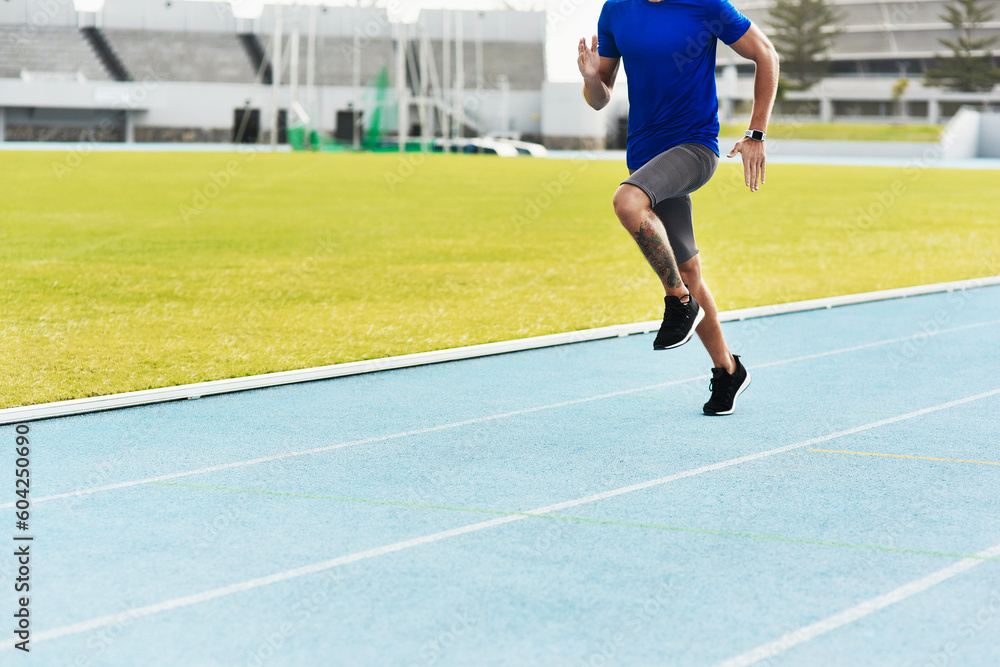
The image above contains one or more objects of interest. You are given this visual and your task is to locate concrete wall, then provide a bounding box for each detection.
[979,113,1000,159]
[182,84,542,139]
[941,107,982,160]
[540,81,620,150]
[3,106,124,141]
[940,109,1000,159]
[726,76,1000,125]
[0,77,542,140]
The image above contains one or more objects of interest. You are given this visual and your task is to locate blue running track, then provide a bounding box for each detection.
[3,285,1000,666]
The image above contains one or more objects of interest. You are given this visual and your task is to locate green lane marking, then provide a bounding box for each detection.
[149,481,1000,563]
[530,514,1000,562]
[149,481,515,517]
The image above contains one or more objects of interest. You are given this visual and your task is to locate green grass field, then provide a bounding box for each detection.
[2,150,998,408]
[719,123,943,142]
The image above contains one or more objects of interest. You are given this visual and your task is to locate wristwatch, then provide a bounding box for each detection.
[745,129,766,141]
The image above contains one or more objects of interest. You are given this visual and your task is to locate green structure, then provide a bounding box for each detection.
[289,67,423,153]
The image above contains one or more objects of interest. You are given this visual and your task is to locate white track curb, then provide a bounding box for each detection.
[3,275,998,425]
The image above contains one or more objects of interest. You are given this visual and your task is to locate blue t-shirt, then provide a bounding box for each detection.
[598,0,751,170]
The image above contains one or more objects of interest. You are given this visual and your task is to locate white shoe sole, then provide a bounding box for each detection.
[704,370,751,416]
[654,305,705,350]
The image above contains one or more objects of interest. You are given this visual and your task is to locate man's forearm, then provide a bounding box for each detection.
[748,50,779,130]
[583,76,611,110]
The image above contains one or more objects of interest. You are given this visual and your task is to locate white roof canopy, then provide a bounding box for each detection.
[223,0,548,21]
[76,1,549,20]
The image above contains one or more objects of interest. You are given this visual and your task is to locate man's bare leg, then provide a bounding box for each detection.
[612,184,687,298]
[613,183,735,371]
[678,254,736,374]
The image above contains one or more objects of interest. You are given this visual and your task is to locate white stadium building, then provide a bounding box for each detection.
[0,0,997,148]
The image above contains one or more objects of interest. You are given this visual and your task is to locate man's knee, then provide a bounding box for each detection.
[612,185,651,221]
[678,255,701,285]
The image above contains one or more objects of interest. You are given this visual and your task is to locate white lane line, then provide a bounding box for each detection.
[0,375,710,510]
[20,387,1000,648]
[750,318,1000,371]
[713,539,1000,667]
[3,318,998,511]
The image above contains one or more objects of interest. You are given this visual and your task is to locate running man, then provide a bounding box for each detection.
[578,0,778,415]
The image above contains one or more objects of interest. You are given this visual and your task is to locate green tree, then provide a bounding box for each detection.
[767,0,843,91]
[892,77,910,117]
[924,0,1000,92]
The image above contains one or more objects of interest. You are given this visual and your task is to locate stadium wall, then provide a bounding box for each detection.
[982,113,1000,157]
[941,108,1000,159]
[2,0,999,149]
[0,1,546,143]
[0,77,542,143]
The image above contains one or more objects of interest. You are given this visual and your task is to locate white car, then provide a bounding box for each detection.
[432,137,547,157]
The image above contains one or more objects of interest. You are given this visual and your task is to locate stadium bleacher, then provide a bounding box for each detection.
[0,26,108,81]
[0,26,545,90]
[736,0,1000,70]
[104,30,256,84]
[309,37,543,89]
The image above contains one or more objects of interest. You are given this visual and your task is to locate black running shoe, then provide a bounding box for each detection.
[703,355,751,416]
[653,293,704,350]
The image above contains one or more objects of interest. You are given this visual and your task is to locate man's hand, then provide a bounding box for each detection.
[727,137,766,193]
[578,35,600,81]
[579,36,618,110]
[727,24,778,194]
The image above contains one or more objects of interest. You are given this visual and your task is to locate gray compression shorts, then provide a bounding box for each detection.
[624,142,719,265]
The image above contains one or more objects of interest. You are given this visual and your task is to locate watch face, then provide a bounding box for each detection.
[750,130,764,141]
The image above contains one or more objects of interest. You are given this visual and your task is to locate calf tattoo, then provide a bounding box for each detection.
[634,218,682,288]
